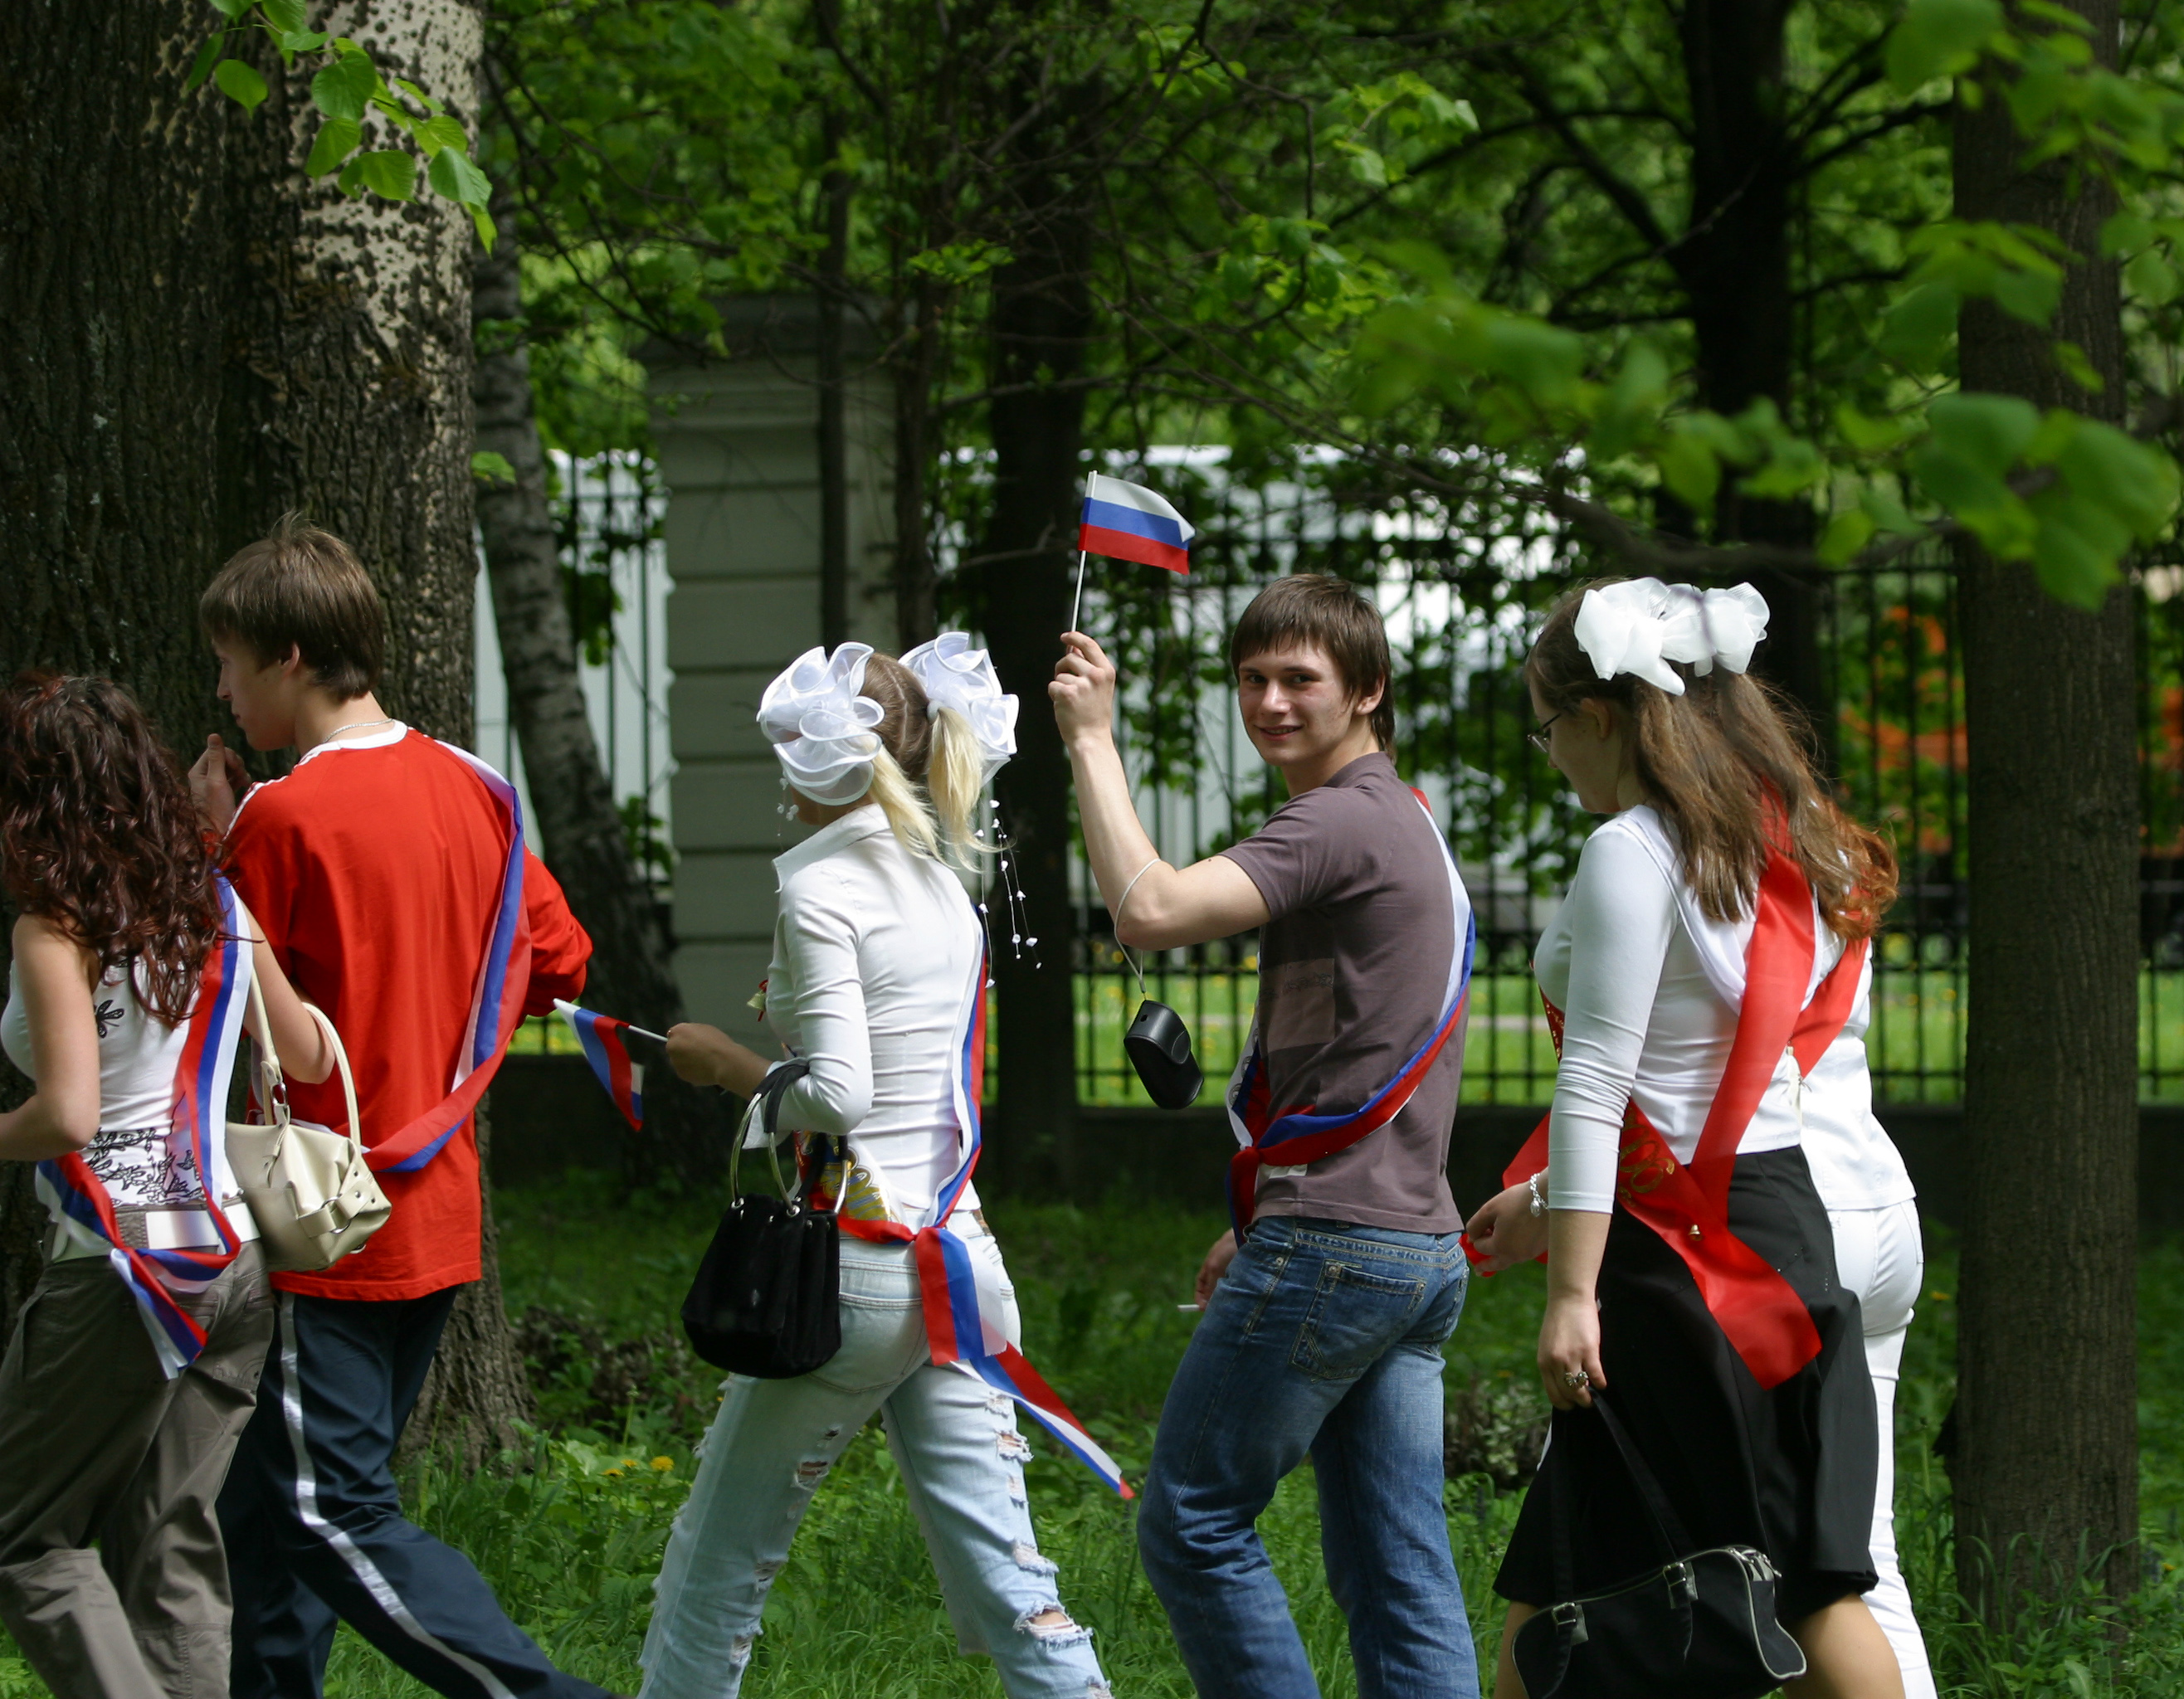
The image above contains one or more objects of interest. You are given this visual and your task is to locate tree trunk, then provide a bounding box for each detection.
[1952,0,2139,1611]
[0,0,243,1332]
[473,184,727,1186]
[216,2,481,744]
[892,279,943,650]
[400,1098,535,1467]
[1673,0,1830,752]
[973,144,1094,1194]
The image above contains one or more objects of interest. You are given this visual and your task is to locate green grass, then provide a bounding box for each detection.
[159,1180,2146,1698]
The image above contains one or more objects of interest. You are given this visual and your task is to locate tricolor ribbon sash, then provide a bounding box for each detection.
[554,1000,644,1131]
[809,928,1132,1497]
[1224,791,1475,1234]
[1473,844,1869,1391]
[36,876,256,1377]
[364,742,534,1173]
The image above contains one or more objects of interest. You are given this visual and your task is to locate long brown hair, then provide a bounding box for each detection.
[0,674,223,1024]
[1525,581,1898,940]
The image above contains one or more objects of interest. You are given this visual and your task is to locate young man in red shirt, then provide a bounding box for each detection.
[190,518,605,1699]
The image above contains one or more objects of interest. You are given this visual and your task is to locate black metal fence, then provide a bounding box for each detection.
[1061,458,2184,1108]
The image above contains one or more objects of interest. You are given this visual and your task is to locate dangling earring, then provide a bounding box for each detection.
[778,776,797,820]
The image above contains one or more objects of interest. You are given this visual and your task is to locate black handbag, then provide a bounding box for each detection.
[680,1061,843,1378]
[1513,1395,1809,1699]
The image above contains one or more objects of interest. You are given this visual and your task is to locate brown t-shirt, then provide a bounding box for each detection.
[1219,752,1472,1233]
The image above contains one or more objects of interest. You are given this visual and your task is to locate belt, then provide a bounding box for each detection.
[110,1197,261,1252]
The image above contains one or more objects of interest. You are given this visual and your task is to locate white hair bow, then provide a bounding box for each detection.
[1572,579,1771,696]
[758,644,884,804]
[901,631,1019,787]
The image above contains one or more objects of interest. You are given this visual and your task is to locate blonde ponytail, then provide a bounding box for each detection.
[927,707,996,868]
[867,746,943,862]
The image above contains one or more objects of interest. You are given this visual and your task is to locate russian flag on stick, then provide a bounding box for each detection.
[1078,472,1194,574]
[555,1000,645,1131]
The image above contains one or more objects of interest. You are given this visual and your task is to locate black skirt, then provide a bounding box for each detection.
[1494,1145,1879,1626]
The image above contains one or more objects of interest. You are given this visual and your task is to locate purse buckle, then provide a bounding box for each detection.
[1548,1600,1588,1645]
[1665,1559,1696,1606]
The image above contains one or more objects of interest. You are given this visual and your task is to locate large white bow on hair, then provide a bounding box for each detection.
[758,644,885,804]
[901,631,1019,787]
[1572,579,1771,696]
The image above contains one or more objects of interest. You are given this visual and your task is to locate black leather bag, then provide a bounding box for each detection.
[680,1062,843,1378]
[1513,1396,1809,1699]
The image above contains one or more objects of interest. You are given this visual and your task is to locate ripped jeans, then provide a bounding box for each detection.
[639,1220,1111,1699]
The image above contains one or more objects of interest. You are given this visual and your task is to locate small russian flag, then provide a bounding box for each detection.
[1078,473,1193,575]
[554,1000,644,1131]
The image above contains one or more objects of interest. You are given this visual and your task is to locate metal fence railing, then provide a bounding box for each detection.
[500,448,2184,1106]
[475,451,675,882]
[1051,455,2182,1108]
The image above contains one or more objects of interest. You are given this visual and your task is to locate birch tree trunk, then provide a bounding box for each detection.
[1952,0,2139,1611]
[472,190,728,1185]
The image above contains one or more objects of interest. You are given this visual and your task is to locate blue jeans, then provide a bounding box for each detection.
[641,1221,1109,1699]
[1138,1215,1479,1699]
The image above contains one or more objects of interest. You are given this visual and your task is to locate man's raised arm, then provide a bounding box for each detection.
[1051,632,1269,950]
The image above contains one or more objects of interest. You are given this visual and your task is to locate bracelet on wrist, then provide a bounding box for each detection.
[1527,1172,1548,1217]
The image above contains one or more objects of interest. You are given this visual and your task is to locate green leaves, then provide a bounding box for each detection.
[471,452,519,486]
[339,150,416,202]
[213,58,269,113]
[1885,0,2005,94]
[185,37,225,94]
[1904,396,2182,608]
[305,117,360,178]
[188,6,495,244]
[310,50,378,122]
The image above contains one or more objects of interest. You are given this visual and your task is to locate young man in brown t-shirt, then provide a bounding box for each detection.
[1053,575,1480,1699]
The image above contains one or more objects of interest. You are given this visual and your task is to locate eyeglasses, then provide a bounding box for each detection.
[1526,710,1567,753]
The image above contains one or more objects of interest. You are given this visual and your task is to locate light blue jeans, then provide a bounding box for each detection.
[1138,1215,1480,1699]
[639,1221,1111,1699]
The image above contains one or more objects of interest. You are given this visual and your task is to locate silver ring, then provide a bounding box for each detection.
[1562,1369,1590,1389]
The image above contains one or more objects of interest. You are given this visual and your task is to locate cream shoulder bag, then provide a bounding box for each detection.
[226,973,390,1272]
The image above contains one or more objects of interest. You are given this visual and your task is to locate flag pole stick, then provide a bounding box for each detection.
[1070,550,1088,633]
[625,1024,670,1044]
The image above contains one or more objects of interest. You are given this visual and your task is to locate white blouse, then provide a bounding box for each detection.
[2,955,249,1257]
[762,805,984,1215]
[1537,806,1914,1216]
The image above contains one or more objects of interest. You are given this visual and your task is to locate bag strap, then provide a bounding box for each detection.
[1592,1393,1699,1559]
[727,1060,815,1204]
[241,971,361,1157]
[300,1003,363,1157]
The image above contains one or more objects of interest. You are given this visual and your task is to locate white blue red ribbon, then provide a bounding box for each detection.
[831,926,1133,1497]
[36,876,255,1377]
[1077,473,1193,575]
[1224,790,1475,1232]
[554,1000,644,1131]
[367,742,534,1173]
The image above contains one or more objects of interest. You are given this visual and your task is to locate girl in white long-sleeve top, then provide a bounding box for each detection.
[1465,579,1907,1699]
[640,641,1113,1699]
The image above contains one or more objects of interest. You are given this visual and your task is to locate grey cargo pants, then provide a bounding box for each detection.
[0,1242,273,1699]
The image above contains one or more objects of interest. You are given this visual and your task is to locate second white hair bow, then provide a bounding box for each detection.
[901,630,1019,786]
[758,644,885,804]
[1572,578,1771,696]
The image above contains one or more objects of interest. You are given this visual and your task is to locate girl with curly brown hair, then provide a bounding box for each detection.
[0,673,330,1699]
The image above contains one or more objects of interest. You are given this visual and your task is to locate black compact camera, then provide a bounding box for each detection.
[1124,1000,1203,1109]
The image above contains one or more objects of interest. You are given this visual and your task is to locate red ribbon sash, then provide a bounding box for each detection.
[1483,848,1869,1390]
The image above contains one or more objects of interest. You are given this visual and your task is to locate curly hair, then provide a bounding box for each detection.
[0,674,223,1025]
[1526,581,1899,941]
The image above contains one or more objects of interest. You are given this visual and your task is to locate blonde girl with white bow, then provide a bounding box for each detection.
[641,640,1112,1699]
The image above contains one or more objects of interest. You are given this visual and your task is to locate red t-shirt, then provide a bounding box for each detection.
[223,728,590,1300]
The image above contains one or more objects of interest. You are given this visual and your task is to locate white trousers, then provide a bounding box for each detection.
[1827,1198,1936,1699]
